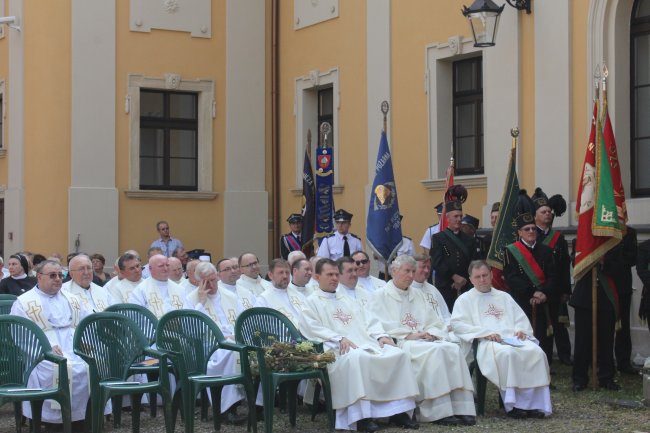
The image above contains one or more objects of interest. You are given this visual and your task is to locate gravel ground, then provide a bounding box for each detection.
[0,363,647,433]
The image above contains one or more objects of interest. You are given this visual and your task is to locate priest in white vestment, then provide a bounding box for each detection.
[351,251,386,293]
[299,259,420,432]
[168,257,185,285]
[411,254,451,327]
[368,255,476,427]
[237,253,272,296]
[62,255,115,312]
[187,262,247,423]
[288,258,314,297]
[256,259,306,328]
[108,252,143,303]
[128,254,190,319]
[450,260,552,419]
[11,260,111,423]
[336,257,372,307]
[181,259,200,295]
[216,258,256,309]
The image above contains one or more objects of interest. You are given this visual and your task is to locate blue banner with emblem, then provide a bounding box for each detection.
[314,146,335,240]
[367,131,402,262]
[300,148,316,250]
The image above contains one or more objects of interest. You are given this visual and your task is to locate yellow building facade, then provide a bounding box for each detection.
[0,0,649,350]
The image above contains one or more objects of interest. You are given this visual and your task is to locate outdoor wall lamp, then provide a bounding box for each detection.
[462,0,531,48]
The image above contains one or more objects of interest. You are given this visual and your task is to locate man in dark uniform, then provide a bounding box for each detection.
[532,188,573,366]
[460,214,487,259]
[570,239,624,391]
[481,202,500,252]
[613,226,638,374]
[430,201,479,311]
[503,212,557,364]
[637,238,650,333]
[316,209,363,260]
[280,213,304,260]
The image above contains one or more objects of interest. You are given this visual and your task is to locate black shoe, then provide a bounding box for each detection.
[255,406,265,422]
[559,356,573,366]
[357,418,380,433]
[572,383,587,392]
[525,409,546,419]
[549,383,557,390]
[390,412,419,429]
[506,408,528,419]
[223,408,248,425]
[458,415,476,426]
[618,364,639,375]
[599,380,621,391]
[434,415,463,426]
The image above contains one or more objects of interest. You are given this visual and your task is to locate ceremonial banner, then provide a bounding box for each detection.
[573,101,623,281]
[314,146,335,240]
[439,160,454,231]
[367,131,402,262]
[300,147,316,252]
[486,145,520,271]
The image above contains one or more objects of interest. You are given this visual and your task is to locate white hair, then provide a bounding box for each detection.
[195,261,217,280]
[389,254,417,274]
[287,250,307,266]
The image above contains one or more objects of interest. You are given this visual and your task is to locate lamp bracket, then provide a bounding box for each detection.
[505,0,531,13]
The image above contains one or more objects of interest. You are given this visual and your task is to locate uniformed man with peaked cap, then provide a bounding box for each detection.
[430,200,480,311]
[317,209,363,260]
[461,214,487,259]
[280,213,304,260]
[503,211,557,363]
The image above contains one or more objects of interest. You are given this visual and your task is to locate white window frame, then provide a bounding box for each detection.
[0,79,5,156]
[423,37,486,191]
[294,67,341,191]
[125,74,217,199]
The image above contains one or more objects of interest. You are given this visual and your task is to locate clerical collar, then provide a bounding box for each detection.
[319,289,337,298]
[271,286,288,292]
[290,282,306,289]
[340,283,355,290]
[35,286,58,298]
[240,274,260,284]
[220,282,236,291]
[11,274,27,280]
[520,239,536,248]
[154,279,168,287]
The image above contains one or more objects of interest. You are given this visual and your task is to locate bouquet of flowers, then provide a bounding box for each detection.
[248,336,335,375]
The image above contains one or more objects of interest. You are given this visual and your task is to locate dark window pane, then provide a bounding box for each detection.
[170,158,197,187]
[455,61,478,92]
[456,137,476,170]
[635,139,650,188]
[170,93,197,119]
[141,91,164,117]
[140,157,164,186]
[319,88,333,116]
[140,128,164,157]
[170,130,197,158]
[455,103,476,136]
[636,0,650,17]
[635,87,650,137]
[635,35,650,86]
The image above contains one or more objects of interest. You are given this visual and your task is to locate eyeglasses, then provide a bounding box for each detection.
[355,259,369,266]
[219,267,236,273]
[520,227,537,232]
[39,272,65,280]
[241,261,259,269]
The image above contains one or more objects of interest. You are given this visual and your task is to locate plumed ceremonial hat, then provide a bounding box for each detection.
[461,214,480,229]
[516,212,536,230]
[532,187,550,210]
[491,202,501,213]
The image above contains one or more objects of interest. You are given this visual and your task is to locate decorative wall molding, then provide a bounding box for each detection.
[290,184,344,196]
[124,189,218,200]
[126,74,215,193]
[420,175,487,191]
[294,0,338,30]
[130,0,211,38]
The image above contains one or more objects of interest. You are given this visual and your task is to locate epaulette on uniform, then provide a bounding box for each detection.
[327,233,336,238]
[404,236,412,240]
[350,233,361,240]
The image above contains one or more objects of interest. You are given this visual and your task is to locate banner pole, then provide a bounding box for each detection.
[591,266,598,391]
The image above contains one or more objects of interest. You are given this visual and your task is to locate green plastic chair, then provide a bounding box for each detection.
[0,299,16,315]
[73,312,173,433]
[234,307,334,433]
[0,315,72,433]
[105,303,161,420]
[157,309,257,433]
[0,294,18,301]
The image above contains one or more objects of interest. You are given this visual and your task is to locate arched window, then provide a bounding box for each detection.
[631,0,650,196]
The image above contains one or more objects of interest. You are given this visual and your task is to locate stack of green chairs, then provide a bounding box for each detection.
[234,307,334,433]
[157,309,257,433]
[0,299,16,315]
[0,315,71,433]
[73,312,173,433]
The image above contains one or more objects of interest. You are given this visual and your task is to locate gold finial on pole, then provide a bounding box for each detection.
[381,100,390,133]
[594,64,601,101]
[510,127,519,150]
[449,143,455,168]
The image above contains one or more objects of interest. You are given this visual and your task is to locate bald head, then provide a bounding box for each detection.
[149,254,169,282]
[68,254,94,288]
[168,257,184,283]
